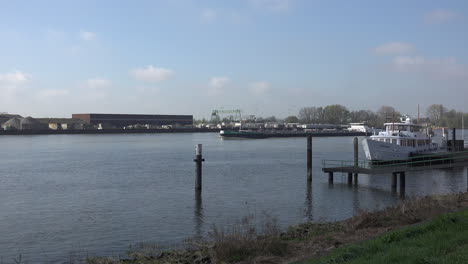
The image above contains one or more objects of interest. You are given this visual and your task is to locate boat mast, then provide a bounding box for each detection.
[417,104,420,124]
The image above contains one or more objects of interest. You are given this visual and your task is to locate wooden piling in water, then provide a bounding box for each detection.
[347,172,353,185]
[452,128,456,152]
[353,137,359,184]
[307,135,312,182]
[328,172,333,183]
[353,137,358,167]
[194,144,205,191]
[399,172,406,192]
[391,172,397,192]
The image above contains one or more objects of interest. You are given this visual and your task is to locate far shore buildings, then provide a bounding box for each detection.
[0,113,194,130]
[71,113,193,129]
[0,115,86,131]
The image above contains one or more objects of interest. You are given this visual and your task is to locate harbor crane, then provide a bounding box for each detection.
[210,109,242,123]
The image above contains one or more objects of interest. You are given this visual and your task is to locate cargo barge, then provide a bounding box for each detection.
[220,129,366,139]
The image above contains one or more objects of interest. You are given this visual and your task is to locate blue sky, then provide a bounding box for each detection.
[1,0,467,119]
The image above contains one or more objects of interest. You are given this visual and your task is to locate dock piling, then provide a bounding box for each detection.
[391,172,397,192]
[307,135,312,182]
[452,128,456,152]
[353,137,358,167]
[353,137,359,184]
[328,172,334,184]
[194,144,205,191]
[399,172,406,192]
[347,172,353,185]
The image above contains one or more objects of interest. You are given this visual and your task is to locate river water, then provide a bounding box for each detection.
[0,131,467,262]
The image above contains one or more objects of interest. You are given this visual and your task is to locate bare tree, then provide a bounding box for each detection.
[426,104,446,126]
[298,107,317,124]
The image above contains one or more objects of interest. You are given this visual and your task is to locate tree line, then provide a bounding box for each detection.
[296,105,400,128]
[195,104,467,128]
[426,104,468,128]
[295,104,467,128]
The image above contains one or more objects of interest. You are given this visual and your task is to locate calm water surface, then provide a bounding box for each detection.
[0,131,467,262]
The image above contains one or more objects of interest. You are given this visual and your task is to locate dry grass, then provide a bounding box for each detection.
[208,214,288,263]
[85,192,468,264]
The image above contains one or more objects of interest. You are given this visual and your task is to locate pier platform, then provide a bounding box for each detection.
[321,150,468,193]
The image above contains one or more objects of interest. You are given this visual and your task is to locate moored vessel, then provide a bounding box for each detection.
[362,116,439,161]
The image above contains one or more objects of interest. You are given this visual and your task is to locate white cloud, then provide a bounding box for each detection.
[249,81,270,95]
[208,76,230,95]
[372,42,414,55]
[210,77,230,88]
[230,12,250,24]
[0,71,29,84]
[201,8,217,22]
[424,9,460,24]
[0,71,30,103]
[80,30,96,41]
[85,78,111,89]
[248,0,291,12]
[130,65,174,82]
[37,89,69,99]
[391,56,468,79]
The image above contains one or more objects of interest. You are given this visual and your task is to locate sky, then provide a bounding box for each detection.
[1,0,467,119]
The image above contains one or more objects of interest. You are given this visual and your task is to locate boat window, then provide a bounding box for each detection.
[385,138,390,143]
[401,139,407,146]
[426,139,430,145]
[392,139,397,144]
[409,126,420,132]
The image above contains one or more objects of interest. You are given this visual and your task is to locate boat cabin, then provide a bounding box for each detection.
[370,117,432,148]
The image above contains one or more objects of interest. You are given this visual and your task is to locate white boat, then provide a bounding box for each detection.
[348,122,371,133]
[362,116,439,161]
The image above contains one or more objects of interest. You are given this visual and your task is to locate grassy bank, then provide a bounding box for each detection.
[300,209,468,264]
[88,192,468,264]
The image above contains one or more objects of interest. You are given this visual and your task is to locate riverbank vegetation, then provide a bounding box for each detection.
[302,208,468,264]
[195,104,468,129]
[87,191,468,264]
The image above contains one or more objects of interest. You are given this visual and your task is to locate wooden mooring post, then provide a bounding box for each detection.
[194,144,205,191]
[399,172,406,192]
[353,137,359,184]
[391,172,397,192]
[328,172,334,184]
[307,135,312,182]
[452,128,456,152]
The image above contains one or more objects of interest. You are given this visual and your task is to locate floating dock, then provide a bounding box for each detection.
[322,150,468,194]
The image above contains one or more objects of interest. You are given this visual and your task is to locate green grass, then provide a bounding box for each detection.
[301,209,468,264]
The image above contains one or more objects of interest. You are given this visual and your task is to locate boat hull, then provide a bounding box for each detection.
[362,138,438,161]
[220,130,366,139]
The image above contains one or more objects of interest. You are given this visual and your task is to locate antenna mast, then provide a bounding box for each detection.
[417,104,420,124]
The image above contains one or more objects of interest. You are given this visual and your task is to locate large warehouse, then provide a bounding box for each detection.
[72,113,193,128]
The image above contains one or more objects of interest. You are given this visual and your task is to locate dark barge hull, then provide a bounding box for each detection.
[220,131,366,139]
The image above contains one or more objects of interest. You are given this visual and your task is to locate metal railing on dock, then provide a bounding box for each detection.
[322,150,468,170]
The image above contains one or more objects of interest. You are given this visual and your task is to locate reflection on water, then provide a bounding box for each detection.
[304,182,312,221]
[0,132,466,262]
[194,191,203,240]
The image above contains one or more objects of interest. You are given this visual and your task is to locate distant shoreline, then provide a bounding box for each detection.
[0,128,221,136]
[0,128,367,137]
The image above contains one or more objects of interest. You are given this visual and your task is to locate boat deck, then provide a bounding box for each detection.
[322,150,468,174]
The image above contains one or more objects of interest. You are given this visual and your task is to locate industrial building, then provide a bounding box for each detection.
[72,113,193,128]
[1,116,48,130]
